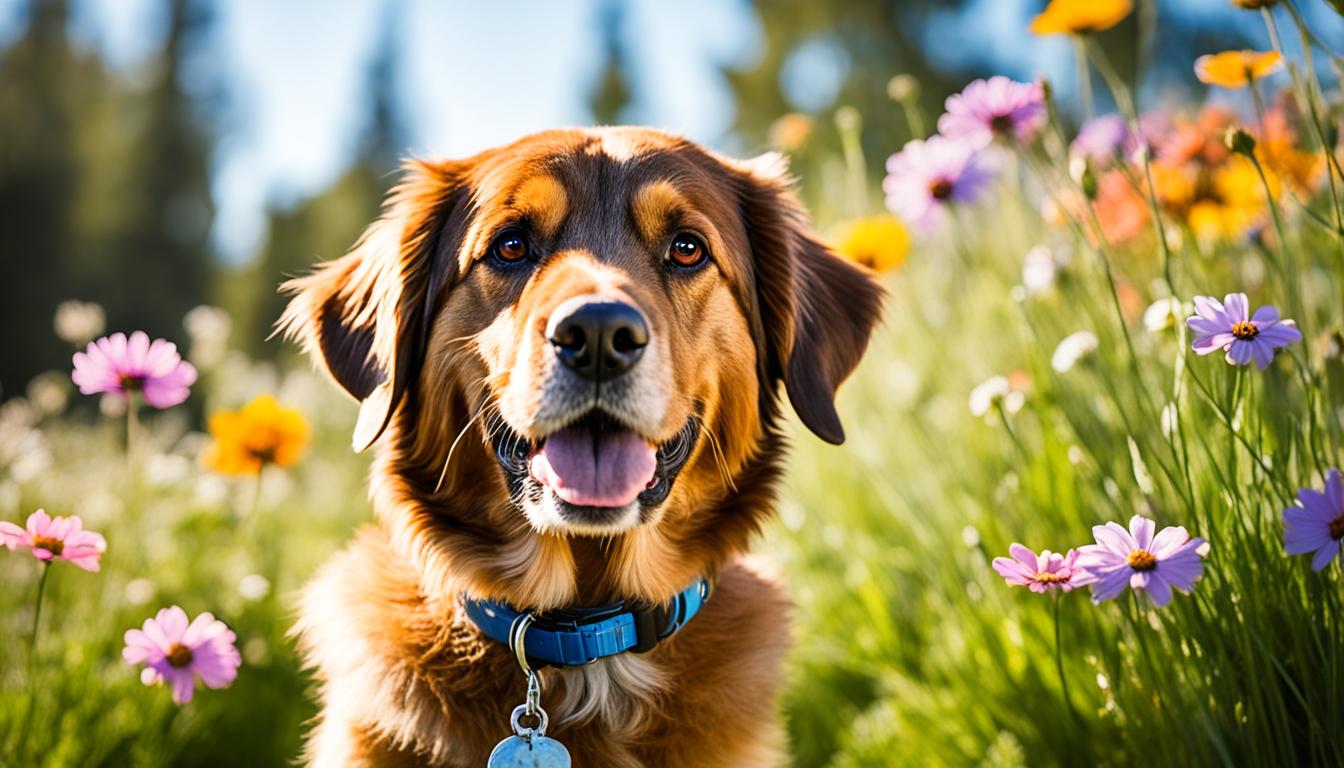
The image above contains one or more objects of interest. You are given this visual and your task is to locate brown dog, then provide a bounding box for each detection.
[279,127,881,767]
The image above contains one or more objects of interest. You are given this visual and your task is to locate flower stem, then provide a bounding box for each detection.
[14,563,52,759]
[1053,591,1080,723]
[1073,39,1093,122]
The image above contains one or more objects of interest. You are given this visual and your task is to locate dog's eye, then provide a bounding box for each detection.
[668,233,708,269]
[490,231,530,265]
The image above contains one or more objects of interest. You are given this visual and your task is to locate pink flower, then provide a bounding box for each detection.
[72,331,197,409]
[1283,468,1344,571]
[1075,515,1208,607]
[992,544,1092,593]
[0,509,106,572]
[937,76,1046,148]
[123,606,241,705]
[883,135,996,233]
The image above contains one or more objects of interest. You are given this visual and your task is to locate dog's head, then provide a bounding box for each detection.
[282,128,881,598]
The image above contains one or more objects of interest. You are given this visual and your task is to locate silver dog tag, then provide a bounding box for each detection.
[487,705,571,768]
[487,734,571,767]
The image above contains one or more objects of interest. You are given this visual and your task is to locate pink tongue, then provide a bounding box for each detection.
[530,427,657,508]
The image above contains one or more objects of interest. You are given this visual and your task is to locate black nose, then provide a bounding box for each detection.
[547,301,649,382]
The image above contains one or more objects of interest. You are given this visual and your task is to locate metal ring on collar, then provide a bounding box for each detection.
[508,611,535,677]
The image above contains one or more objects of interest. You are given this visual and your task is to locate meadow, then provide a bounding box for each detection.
[4,1,1344,766]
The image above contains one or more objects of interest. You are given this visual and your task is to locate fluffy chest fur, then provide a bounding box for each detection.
[295,525,792,768]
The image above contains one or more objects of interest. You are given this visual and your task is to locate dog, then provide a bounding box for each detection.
[279,127,882,767]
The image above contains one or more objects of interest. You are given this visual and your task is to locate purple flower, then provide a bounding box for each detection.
[1075,515,1208,607]
[1187,293,1302,370]
[1284,469,1344,571]
[883,136,995,233]
[992,544,1093,593]
[73,331,197,409]
[123,606,241,704]
[937,76,1046,149]
[1071,114,1131,166]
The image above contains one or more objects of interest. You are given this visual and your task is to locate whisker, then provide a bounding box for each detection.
[433,380,495,493]
[693,414,737,494]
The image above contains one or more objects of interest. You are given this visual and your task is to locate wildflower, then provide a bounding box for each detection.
[831,215,910,272]
[72,331,197,409]
[0,509,106,572]
[1030,0,1132,35]
[1143,297,1185,333]
[1187,293,1301,370]
[1071,114,1131,167]
[1195,51,1284,89]
[969,376,1025,418]
[1225,126,1257,157]
[768,113,812,152]
[1022,245,1066,295]
[183,305,233,370]
[883,136,995,233]
[1051,331,1099,373]
[1076,515,1208,606]
[53,300,106,346]
[1283,469,1344,571]
[887,74,919,102]
[123,606,241,705]
[204,394,310,476]
[937,77,1046,149]
[993,545,1091,593]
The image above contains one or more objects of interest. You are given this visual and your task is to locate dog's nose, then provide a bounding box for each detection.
[547,300,649,382]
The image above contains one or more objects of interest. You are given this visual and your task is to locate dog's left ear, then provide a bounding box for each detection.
[277,159,468,451]
[731,152,884,445]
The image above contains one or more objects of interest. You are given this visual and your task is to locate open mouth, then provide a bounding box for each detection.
[489,409,699,513]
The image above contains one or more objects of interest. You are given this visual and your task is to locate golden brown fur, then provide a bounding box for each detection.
[280,127,882,766]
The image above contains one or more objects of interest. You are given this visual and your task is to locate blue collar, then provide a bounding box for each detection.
[464,578,711,668]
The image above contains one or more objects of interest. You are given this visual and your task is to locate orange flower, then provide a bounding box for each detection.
[205,394,310,476]
[1194,50,1283,88]
[1030,0,1132,35]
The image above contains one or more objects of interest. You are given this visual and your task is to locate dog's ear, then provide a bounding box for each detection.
[278,159,468,451]
[731,152,884,445]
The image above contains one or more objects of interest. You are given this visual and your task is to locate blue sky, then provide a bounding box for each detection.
[2,0,1338,263]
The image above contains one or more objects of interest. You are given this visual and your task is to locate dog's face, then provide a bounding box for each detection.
[283,128,880,545]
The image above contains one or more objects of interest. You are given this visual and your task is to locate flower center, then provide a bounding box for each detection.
[32,535,63,555]
[1330,515,1344,541]
[1231,321,1259,340]
[1034,571,1068,584]
[989,113,1014,134]
[166,643,194,669]
[928,178,954,200]
[117,372,146,391]
[1127,549,1158,571]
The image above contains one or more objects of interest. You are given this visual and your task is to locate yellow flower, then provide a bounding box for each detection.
[1194,50,1283,88]
[1030,0,1132,35]
[205,395,310,476]
[1187,157,1271,243]
[831,215,910,272]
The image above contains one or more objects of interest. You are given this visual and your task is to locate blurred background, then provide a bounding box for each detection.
[5,1,1344,765]
[3,0,1332,394]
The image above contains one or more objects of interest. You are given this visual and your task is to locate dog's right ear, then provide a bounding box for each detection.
[277,159,469,452]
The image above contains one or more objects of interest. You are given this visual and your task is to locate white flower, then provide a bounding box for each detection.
[53,300,105,345]
[1021,246,1056,295]
[1143,297,1184,333]
[1052,331,1099,372]
[239,574,271,601]
[184,305,233,370]
[969,375,1025,417]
